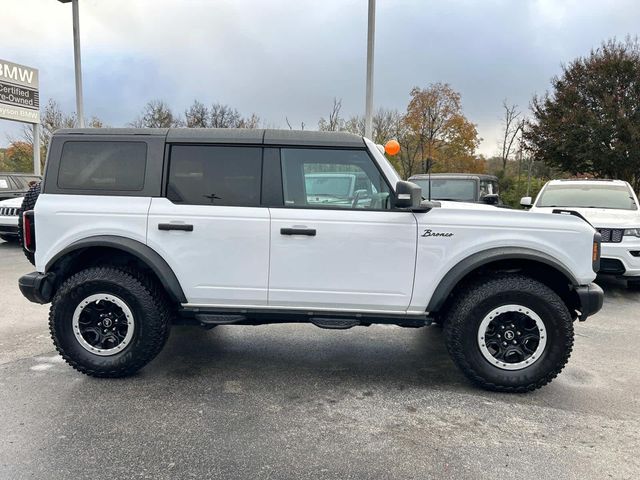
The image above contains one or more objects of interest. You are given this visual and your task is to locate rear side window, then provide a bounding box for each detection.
[57,141,147,191]
[167,145,262,206]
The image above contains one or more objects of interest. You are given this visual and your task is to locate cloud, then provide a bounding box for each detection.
[1,0,639,157]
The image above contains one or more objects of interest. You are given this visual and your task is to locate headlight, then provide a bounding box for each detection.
[624,228,640,238]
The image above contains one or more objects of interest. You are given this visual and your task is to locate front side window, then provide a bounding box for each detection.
[537,184,638,210]
[58,141,147,191]
[281,148,391,210]
[167,145,262,206]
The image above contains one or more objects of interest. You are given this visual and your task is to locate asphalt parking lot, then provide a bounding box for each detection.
[1,239,639,480]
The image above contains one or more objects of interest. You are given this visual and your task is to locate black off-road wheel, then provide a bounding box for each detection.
[443,274,574,393]
[49,266,172,377]
[18,181,41,265]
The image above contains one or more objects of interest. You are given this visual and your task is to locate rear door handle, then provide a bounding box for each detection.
[158,223,193,232]
[280,228,316,236]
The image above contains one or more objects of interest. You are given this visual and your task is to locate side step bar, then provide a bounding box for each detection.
[195,314,247,325]
[310,318,360,329]
[181,307,431,329]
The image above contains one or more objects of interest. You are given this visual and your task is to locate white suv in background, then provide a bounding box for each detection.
[0,196,22,242]
[522,179,640,287]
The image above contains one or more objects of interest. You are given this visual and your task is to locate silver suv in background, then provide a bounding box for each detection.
[0,172,41,201]
[409,173,501,205]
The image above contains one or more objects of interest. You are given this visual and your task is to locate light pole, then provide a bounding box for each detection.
[58,0,85,127]
[364,0,375,140]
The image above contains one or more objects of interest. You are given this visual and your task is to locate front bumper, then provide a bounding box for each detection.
[0,225,19,236]
[18,271,55,304]
[575,283,604,321]
[600,238,640,277]
[0,217,19,236]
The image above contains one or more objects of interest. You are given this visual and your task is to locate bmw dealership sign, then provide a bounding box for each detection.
[0,59,40,124]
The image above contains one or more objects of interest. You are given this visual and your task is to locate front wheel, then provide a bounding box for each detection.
[50,267,171,377]
[444,274,574,393]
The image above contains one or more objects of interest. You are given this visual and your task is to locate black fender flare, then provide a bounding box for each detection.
[426,247,579,313]
[46,235,187,304]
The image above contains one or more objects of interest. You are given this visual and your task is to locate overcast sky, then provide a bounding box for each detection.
[1,0,639,156]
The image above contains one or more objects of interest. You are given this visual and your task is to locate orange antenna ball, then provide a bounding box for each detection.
[384,139,400,156]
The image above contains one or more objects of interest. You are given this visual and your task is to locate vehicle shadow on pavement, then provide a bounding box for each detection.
[148,323,469,392]
[0,240,21,250]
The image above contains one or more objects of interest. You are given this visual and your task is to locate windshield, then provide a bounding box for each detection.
[537,184,637,210]
[413,178,476,201]
[305,175,354,197]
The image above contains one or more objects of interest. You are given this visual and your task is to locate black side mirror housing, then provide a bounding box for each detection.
[394,181,423,209]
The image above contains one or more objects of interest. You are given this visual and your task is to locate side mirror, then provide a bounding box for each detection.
[394,181,423,210]
[482,194,500,205]
[520,196,533,209]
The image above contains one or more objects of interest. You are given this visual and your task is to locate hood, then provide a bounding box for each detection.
[533,206,640,228]
[0,196,23,208]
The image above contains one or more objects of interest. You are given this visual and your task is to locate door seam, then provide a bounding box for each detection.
[266,207,272,305]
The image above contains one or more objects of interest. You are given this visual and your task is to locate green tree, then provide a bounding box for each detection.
[526,37,640,191]
[0,141,33,172]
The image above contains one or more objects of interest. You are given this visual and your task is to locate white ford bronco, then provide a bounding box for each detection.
[18,128,604,392]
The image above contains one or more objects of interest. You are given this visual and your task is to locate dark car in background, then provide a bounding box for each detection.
[0,172,41,201]
[408,173,501,205]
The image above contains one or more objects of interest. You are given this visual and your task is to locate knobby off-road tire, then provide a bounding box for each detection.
[443,274,574,393]
[0,234,19,243]
[18,181,41,266]
[50,266,171,377]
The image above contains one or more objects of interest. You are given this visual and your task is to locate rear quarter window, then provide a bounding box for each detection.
[57,141,147,191]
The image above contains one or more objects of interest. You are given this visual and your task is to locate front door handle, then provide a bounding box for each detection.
[280,228,316,236]
[158,223,194,232]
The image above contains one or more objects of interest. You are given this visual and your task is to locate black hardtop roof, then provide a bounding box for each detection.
[54,128,365,148]
[409,173,498,181]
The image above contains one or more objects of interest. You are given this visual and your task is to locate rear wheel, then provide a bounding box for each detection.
[444,274,574,392]
[50,266,171,377]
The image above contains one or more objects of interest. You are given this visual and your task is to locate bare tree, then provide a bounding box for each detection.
[237,113,261,129]
[372,108,404,144]
[318,98,344,131]
[209,103,243,128]
[500,100,523,171]
[131,100,182,128]
[285,117,305,130]
[185,100,209,128]
[18,99,105,168]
